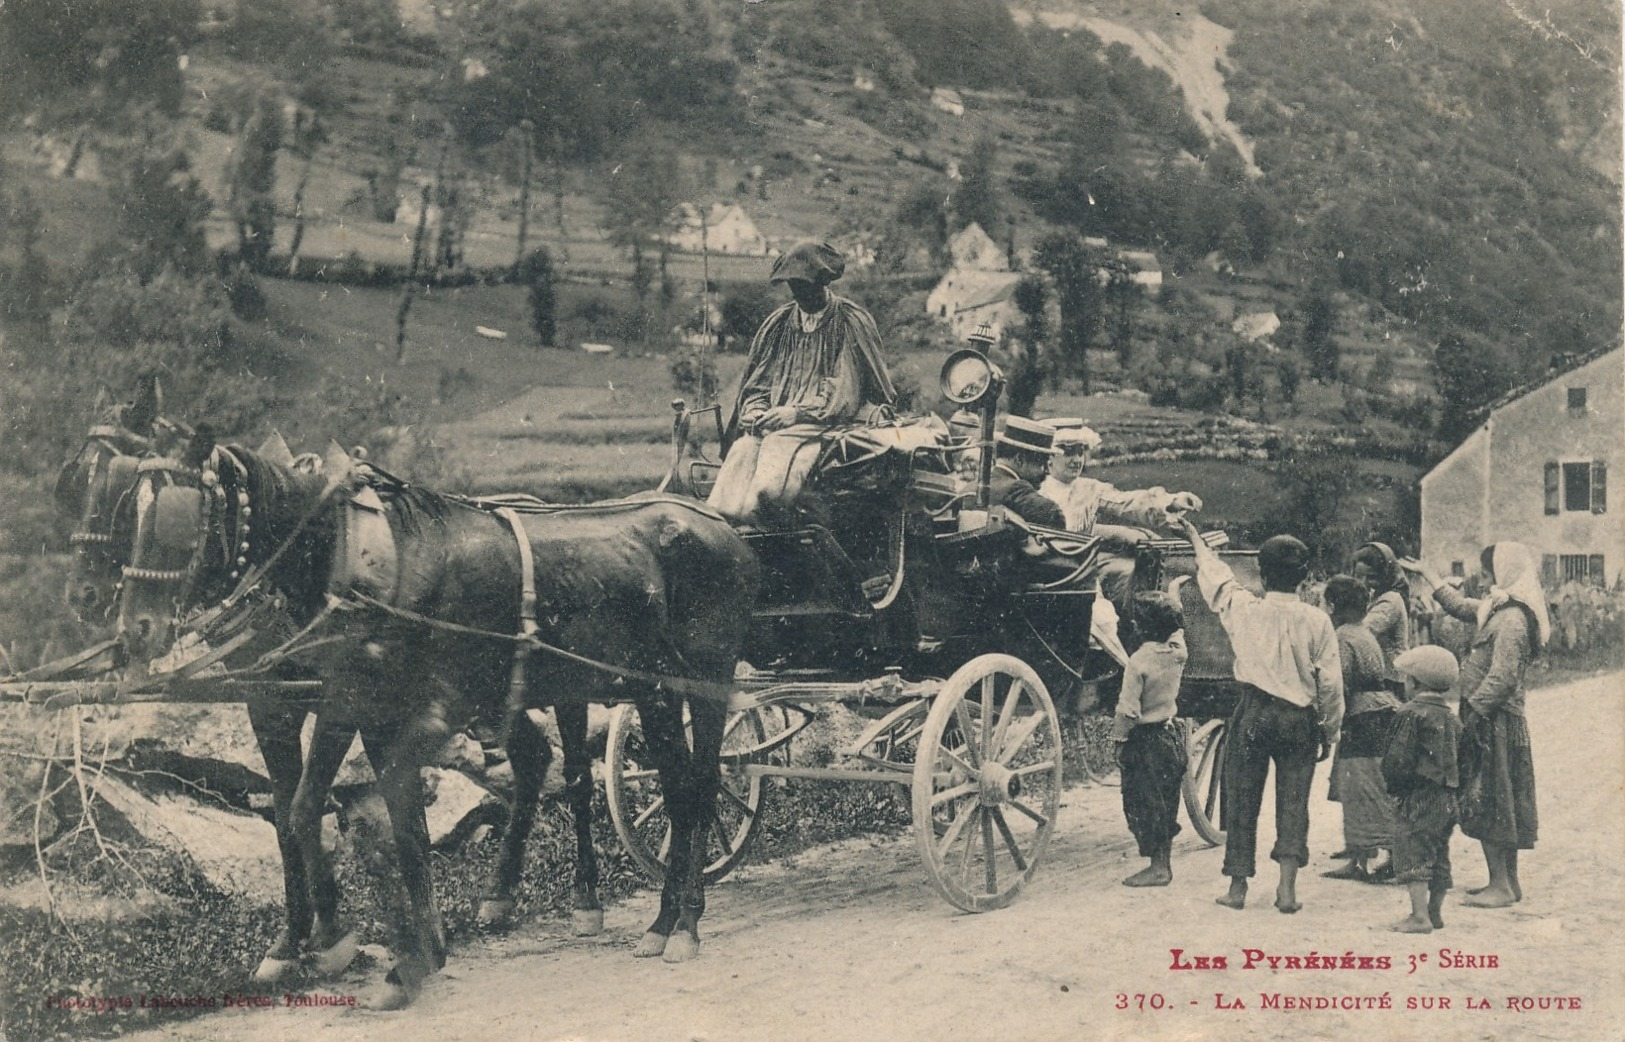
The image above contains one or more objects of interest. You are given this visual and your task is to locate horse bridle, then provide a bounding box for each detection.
[122,448,256,629]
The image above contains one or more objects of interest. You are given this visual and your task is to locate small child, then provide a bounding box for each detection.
[1380,644,1463,933]
[1112,591,1189,887]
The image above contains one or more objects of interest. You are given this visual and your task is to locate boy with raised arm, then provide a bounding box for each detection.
[1180,519,1343,913]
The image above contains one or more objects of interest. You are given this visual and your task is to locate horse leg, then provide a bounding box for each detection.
[476,709,549,930]
[246,697,313,982]
[665,698,725,964]
[368,706,457,1011]
[557,702,604,936]
[360,725,445,970]
[632,695,692,959]
[287,714,362,979]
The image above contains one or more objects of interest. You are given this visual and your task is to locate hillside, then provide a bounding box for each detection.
[1,0,1619,484]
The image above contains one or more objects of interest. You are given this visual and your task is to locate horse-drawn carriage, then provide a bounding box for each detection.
[600,345,1259,907]
[12,348,1257,1005]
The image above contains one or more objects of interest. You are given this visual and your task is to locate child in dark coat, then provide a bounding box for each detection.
[1381,644,1463,933]
[1112,592,1188,887]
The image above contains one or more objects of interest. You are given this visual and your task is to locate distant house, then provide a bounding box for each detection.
[1231,311,1280,342]
[1119,249,1163,296]
[852,68,876,93]
[927,269,1022,342]
[664,203,770,256]
[930,87,965,117]
[1420,346,1623,590]
[948,222,1007,273]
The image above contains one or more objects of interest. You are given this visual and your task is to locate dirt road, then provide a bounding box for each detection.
[119,672,1625,1042]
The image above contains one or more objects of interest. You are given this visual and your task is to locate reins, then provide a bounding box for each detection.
[164,460,738,703]
[336,588,738,703]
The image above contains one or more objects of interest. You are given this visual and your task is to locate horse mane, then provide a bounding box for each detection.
[224,442,339,611]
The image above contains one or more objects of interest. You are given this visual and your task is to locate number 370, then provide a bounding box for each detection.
[1115,993,1167,1010]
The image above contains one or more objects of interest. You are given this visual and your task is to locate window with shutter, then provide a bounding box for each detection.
[1592,461,1607,514]
[1544,462,1560,515]
[1564,462,1593,512]
[1542,554,1558,588]
[1589,554,1606,582]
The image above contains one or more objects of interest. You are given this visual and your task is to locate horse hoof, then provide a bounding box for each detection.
[252,956,299,983]
[571,908,604,937]
[364,981,417,1012]
[633,931,668,958]
[308,929,360,977]
[661,932,700,964]
[476,899,515,930]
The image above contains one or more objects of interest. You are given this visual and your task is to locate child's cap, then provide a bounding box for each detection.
[1394,644,1459,693]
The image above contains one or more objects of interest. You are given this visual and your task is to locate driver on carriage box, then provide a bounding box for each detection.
[707,241,897,524]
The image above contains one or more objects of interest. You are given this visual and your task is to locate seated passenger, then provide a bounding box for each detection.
[707,241,896,524]
[1038,418,1203,546]
[987,416,1067,529]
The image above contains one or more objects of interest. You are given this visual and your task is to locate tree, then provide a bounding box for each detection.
[954,135,1000,235]
[1277,354,1302,407]
[1433,331,1518,442]
[284,107,327,275]
[604,147,684,338]
[1301,283,1338,382]
[1004,274,1051,417]
[228,92,283,270]
[1034,233,1103,392]
[1102,258,1137,365]
[90,117,213,283]
[518,247,558,348]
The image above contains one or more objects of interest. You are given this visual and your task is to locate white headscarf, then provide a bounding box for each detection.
[1478,542,1551,648]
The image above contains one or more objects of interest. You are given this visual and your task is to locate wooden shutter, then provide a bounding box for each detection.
[1592,461,1607,514]
[1589,554,1606,583]
[1544,462,1560,515]
[1542,554,1558,588]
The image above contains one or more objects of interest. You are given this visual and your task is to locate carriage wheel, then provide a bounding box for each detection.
[911,654,1064,913]
[604,703,792,886]
[1181,718,1228,847]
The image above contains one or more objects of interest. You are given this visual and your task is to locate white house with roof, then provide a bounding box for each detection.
[664,203,770,256]
[1420,346,1623,589]
[927,222,1022,341]
[931,87,965,116]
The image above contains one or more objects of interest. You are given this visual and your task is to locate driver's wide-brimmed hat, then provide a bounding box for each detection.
[995,415,1059,456]
[769,241,846,286]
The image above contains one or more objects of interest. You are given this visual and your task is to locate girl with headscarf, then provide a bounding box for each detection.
[1351,542,1411,698]
[1321,575,1401,883]
[1401,542,1549,908]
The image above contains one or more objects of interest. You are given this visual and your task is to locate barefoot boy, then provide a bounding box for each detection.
[1181,520,1343,913]
[1380,644,1463,933]
[1111,591,1189,887]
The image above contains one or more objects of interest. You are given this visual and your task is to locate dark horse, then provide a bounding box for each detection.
[55,386,604,988]
[116,429,759,1008]
[54,385,409,983]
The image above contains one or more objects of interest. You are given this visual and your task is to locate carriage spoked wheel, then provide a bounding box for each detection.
[911,654,1064,913]
[604,703,798,886]
[1181,718,1228,847]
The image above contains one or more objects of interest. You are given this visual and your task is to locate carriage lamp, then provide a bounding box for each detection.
[939,323,1004,511]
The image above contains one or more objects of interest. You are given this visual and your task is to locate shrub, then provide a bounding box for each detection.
[669,348,719,404]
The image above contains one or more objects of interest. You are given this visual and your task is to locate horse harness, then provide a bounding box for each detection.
[160,450,738,704]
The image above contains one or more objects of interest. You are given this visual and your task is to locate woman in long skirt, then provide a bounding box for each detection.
[1322,576,1401,882]
[1402,542,1548,907]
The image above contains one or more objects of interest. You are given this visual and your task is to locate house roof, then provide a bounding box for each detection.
[1471,342,1622,422]
[959,271,1022,310]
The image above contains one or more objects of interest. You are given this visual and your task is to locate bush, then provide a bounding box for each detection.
[516,247,557,347]
[668,348,719,404]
